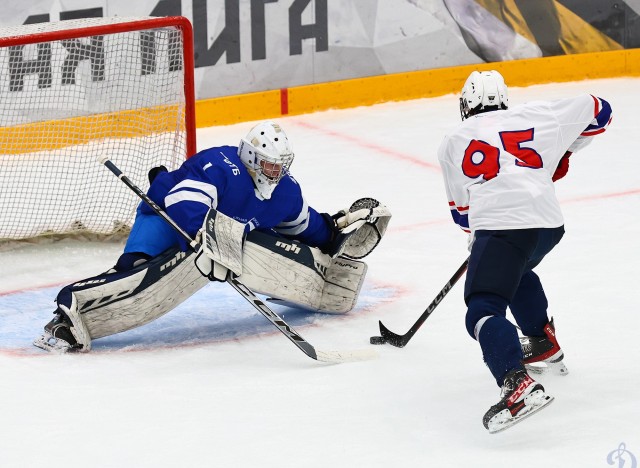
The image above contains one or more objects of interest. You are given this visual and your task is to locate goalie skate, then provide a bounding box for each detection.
[483,369,554,434]
[33,330,75,353]
[33,313,81,354]
[521,319,568,376]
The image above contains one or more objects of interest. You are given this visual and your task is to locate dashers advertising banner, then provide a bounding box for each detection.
[0,0,638,100]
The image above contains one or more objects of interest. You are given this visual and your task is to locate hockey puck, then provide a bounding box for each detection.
[369,336,386,345]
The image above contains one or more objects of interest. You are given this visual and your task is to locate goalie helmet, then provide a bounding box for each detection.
[459,70,509,120]
[238,121,294,199]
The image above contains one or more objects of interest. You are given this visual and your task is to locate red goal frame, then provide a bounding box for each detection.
[0,16,197,157]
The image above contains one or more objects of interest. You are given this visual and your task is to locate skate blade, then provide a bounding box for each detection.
[487,391,554,434]
[525,360,569,376]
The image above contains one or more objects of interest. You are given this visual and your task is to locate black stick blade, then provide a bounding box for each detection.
[378,320,408,348]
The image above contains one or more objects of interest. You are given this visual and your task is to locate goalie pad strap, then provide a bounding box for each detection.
[58,292,92,351]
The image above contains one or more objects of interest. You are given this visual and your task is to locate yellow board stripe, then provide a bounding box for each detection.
[196,49,640,127]
[195,89,282,130]
[0,104,184,154]
[2,49,638,151]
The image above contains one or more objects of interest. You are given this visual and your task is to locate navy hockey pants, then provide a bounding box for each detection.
[464,227,565,386]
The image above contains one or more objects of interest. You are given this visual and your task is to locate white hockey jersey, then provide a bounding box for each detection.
[438,94,612,233]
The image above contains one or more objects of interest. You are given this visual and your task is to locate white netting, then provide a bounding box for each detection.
[0,17,192,241]
[0,17,156,40]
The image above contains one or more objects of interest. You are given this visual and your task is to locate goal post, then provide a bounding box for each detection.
[0,16,196,241]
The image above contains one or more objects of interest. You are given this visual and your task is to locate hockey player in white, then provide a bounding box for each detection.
[438,71,612,433]
[34,121,391,353]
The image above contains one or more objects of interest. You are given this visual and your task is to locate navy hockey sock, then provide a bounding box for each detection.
[465,292,509,339]
[114,252,152,272]
[478,316,524,387]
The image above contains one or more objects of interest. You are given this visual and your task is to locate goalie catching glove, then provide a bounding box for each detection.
[325,197,391,259]
[195,208,247,282]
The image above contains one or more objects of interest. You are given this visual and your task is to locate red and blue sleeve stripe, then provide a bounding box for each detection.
[449,201,470,233]
[581,96,612,136]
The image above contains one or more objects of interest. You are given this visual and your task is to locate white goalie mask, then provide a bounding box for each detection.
[238,121,294,199]
[459,70,509,120]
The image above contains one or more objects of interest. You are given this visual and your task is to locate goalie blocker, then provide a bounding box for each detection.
[34,230,369,352]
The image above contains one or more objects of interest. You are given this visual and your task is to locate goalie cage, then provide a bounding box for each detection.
[0,16,196,242]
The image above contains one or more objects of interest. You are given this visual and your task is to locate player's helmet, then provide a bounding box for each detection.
[238,121,294,199]
[459,70,509,120]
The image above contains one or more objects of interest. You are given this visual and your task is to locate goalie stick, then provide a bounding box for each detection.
[370,258,469,348]
[99,156,376,364]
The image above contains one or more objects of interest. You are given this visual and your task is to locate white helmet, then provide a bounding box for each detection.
[459,70,508,120]
[238,121,294,199]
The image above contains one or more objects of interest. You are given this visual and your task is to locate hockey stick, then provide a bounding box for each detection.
[99,156,375,364]
[370,258,469,348]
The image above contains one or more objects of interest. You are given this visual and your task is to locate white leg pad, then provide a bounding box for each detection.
[54,232,368,347]
[62,248,208,340]
[240,231,368,314]
[317,257,368,314]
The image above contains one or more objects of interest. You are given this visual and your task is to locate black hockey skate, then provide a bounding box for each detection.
[33,311,82,353]
[483,368,554,434]
[520,319,568,376]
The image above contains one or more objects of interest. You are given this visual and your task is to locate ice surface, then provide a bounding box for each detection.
[1,78,638,467]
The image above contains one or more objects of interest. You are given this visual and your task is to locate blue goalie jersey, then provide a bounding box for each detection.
[138,145,333,252]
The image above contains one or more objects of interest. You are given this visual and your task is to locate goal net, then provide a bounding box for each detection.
[0,16,196,241]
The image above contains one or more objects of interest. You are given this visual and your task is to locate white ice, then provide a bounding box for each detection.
[1,78,639,467]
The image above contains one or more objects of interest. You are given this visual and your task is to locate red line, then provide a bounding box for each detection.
[389,218,449,233]
[1,279,409,358]
[0,280,68,297]
[291,120,441,172]
[2,188,638,296]
[562,188,640,204]
[387,188,640,233]
[280,88,289,115]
